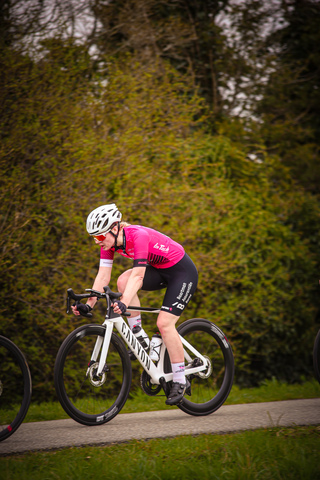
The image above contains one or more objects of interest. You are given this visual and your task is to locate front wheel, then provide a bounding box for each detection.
[0,336,32,442]
[313,329,320,383]
[54,324,132,426]
[165,318,234,416]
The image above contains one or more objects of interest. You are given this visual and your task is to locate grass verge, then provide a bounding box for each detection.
[0,426,319,479]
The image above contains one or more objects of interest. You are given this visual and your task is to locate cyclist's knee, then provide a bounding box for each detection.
[157,311,178,335]
[117,269,132,292]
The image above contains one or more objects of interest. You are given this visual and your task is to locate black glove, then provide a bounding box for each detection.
[76,303,93,316]
[114,300,127,314]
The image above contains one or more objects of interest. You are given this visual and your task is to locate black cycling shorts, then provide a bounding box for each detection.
[141,253,198,317]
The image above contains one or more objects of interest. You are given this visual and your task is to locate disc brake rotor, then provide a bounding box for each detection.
[88,362,107,387]
[196,355,213,379]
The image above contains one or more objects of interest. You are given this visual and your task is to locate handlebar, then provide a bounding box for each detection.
[67,286,130,318]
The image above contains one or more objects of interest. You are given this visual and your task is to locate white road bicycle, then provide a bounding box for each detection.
[54,287,234,426]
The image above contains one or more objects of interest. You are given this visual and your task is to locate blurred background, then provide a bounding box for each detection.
[1,0,319,402]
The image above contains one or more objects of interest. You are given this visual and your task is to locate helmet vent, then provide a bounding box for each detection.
[86,203,122,235]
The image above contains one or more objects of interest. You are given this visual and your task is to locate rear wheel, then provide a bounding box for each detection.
[164,318,234,416]
[54,324,132,426]
[313,329,320,383]
[0,336,32,441]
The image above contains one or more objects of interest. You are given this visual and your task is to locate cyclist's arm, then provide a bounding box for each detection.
[87,266,112,309]
[71,266,112,316]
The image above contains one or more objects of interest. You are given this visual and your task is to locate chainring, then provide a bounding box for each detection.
[140,370,162,396]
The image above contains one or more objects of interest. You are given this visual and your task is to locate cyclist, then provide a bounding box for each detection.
[72,203,198,406]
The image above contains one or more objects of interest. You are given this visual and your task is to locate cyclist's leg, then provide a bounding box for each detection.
[157,310,189,405]
[138,265,168,324]
[156,254,198,405]
[156,311,183,363]
[157,310,193,405]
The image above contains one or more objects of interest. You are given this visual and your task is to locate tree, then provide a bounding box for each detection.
[90,0,232,116]
[1,4,320,400]
[257,0,320,194]
[2,45,320,397]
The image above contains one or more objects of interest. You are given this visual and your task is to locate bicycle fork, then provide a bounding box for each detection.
[86,321,114,378]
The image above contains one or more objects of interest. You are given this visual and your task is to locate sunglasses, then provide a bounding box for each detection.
[93,233,108,241]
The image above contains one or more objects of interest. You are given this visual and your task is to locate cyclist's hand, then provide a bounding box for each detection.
[113,301,127,315]
[71,303,93,317]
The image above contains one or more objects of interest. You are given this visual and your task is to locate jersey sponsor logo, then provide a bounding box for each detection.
[182,282,193,302]
[172,302,185,310]
[176,282,186,300]
[161,305,173,312]
[100,259,113,267]
[153,243,169,253]
[134,258,148,267]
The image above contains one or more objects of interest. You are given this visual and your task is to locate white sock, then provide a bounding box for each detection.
[127,315,142,330]
[172,362,185,384]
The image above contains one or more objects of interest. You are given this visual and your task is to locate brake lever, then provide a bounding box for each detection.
[80,312,93,318]
[66,295,71,314]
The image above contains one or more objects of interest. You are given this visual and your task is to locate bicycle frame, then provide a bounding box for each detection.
[91,310,209,385]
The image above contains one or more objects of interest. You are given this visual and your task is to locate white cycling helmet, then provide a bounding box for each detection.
[86,204,122,236]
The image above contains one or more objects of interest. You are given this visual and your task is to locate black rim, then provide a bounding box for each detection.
[0,336,32,441]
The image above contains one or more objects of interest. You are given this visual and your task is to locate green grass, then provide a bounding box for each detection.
[24,378,320,422]
[1,426,319,479]
[2,379,319,479]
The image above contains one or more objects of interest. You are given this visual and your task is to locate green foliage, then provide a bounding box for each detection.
[1,38,320,402]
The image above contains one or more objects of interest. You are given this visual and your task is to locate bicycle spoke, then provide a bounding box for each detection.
[55,325,132,426]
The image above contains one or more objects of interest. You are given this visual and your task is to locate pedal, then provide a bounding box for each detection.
[159,377,170,397]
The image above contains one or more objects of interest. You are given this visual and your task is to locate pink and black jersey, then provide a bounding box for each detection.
[100,225,185,269]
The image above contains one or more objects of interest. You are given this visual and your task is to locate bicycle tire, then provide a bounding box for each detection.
[54,324,132,426]
[313,329,320,383]
[164,318,234,416]
[0,336,32,442]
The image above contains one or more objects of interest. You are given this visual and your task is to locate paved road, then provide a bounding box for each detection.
[1,398,319,455]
